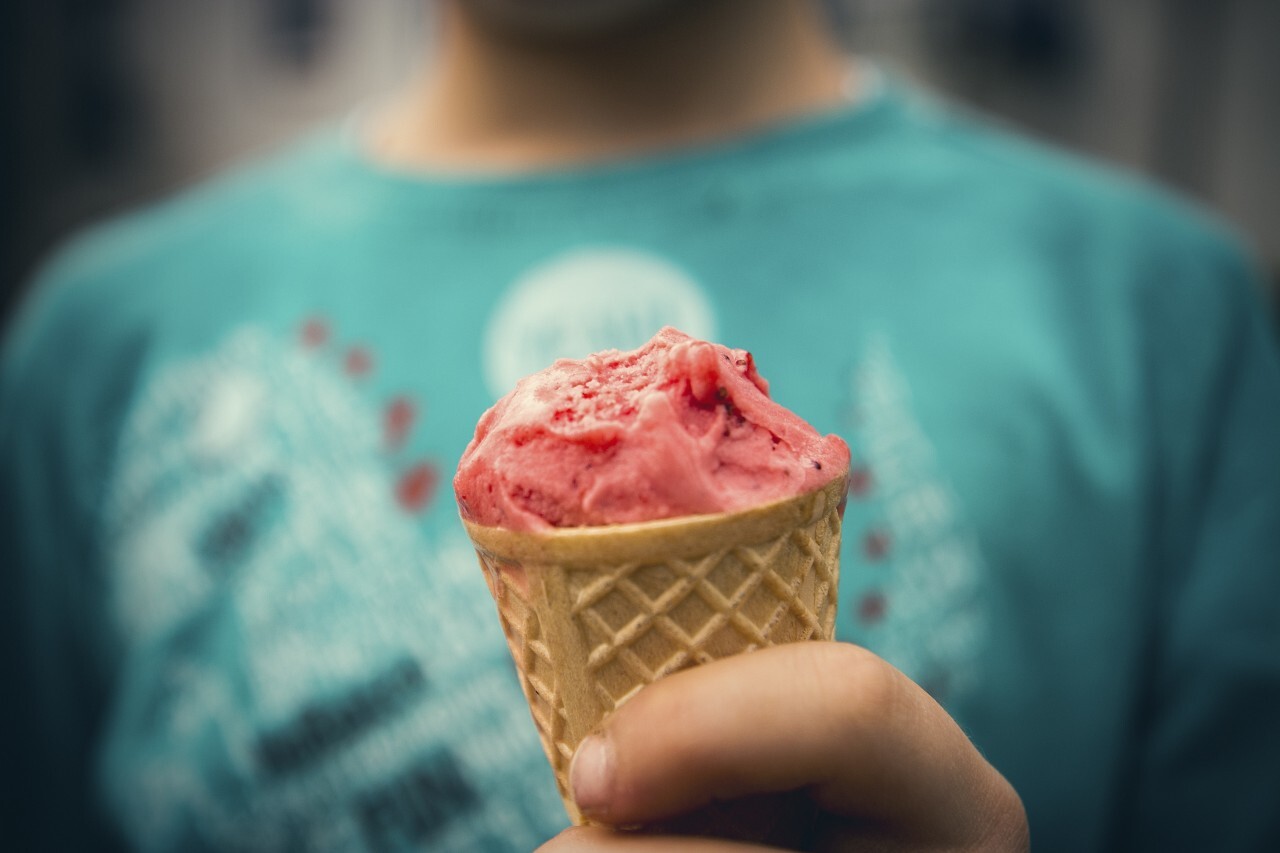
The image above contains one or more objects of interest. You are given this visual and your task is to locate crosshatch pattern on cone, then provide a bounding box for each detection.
[465,473,847,824]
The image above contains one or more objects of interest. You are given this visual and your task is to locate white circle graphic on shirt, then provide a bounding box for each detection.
[192,371,267,461]
[483,248,717,398]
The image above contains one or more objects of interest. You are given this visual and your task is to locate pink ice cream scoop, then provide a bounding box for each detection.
[454,327,850,531]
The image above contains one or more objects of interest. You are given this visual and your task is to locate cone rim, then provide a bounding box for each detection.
[461,469,847,566]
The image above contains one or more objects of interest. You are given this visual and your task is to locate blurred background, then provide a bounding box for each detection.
[3,0,1278,324]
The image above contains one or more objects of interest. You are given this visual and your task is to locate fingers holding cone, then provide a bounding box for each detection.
[550,642,1027,852]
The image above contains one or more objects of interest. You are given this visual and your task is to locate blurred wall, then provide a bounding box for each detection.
[3,0,1278,322]
[2,0,427,320]
[831,0,1280,277]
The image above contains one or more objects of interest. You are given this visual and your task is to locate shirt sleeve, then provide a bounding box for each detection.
[3,221,567,852]
[0,261,136,851]
[1120,219,1280,851]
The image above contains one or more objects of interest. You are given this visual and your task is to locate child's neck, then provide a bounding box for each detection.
[372,0,855,172]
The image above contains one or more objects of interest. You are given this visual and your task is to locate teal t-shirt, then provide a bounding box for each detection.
[3,82,1279,852]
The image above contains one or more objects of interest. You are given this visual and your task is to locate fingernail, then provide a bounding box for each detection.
[570,734,614,818]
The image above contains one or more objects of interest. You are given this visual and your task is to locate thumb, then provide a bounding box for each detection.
[567,643,1027,850]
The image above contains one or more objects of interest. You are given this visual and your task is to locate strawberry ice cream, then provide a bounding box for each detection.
[454,327,849,531]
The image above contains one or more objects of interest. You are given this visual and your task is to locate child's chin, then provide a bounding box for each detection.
[455,0,685,40]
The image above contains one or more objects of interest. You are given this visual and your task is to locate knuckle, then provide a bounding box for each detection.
[601,672,702,803]
[534,825,598,853]
[612,671,690,740]
[797,641,899,727]
[978,777,1031,852]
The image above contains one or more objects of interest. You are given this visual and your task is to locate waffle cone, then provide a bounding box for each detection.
[463,472,847,827]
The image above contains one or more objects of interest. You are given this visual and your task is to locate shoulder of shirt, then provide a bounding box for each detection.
[877,80,1260,288]
[0,130,357,434]
[29,129,347,301]
[878,81,1272,373]
[2,130,348,361]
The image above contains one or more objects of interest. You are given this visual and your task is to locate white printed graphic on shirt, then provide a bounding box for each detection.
[101,327,565,852]
[844,334,987,702]
[483,248,716,398]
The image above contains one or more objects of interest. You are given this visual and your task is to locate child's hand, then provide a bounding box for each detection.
[537,642,1028,852]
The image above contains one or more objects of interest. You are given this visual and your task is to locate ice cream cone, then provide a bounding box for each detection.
[462,471,847,827]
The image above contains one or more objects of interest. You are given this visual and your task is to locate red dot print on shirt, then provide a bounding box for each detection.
[295,313,442,514]
[858,592,887,625]
[300,317,330,349]
[396,463,439,513]
[848,465,873,498]
[863,529,891,561]
[384,397,416,449]
[344,347,374,378]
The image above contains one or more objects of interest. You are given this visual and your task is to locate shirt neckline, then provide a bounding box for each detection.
[328,61,905,200]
